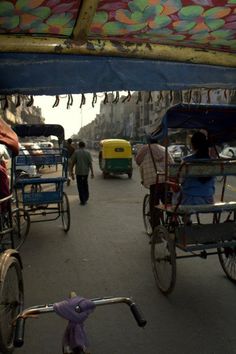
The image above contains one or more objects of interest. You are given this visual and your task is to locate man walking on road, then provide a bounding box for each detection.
[70,141,94,205]
[135,139,173,229]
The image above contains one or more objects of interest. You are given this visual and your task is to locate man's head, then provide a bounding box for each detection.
[67,138,72,144]
[79,141,85,148]
[146,134,158,144]
[191,131,208,151]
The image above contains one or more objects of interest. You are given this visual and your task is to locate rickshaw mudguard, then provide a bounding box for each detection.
[0,249,23,283]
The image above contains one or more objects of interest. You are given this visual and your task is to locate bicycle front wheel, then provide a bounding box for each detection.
[0,255,24,353]
[12,208,30,250]
[142,194,152,237]
[151,226,176,295]
[218,246,236,283]
[61,192,70,232]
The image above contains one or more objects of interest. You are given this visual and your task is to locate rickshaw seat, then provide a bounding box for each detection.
[169,159,236,179]
[15,177,67,186]
[157,202,236,215]
[164,159,236,215]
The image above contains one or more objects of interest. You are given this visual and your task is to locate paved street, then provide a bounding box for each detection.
[17,154,236,354]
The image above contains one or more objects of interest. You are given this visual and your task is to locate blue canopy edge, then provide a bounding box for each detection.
[0,53,236,95]
[13,124,65,143]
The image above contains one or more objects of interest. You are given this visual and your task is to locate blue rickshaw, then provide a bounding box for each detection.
[13,124,71,233]
[148,104,236,294]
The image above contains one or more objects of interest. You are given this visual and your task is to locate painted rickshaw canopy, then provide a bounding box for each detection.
[0,1,236,94]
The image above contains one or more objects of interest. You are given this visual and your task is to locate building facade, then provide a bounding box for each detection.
[0,95,45,126]
[78,89,236,147]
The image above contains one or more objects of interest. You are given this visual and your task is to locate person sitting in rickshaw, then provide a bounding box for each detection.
[179,131,215,205]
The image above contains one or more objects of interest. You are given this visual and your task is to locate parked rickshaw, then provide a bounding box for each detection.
[99,139,133,179]
[13,124,71,232]
[147,103,236,294]
[0,118,30,251]
[0,119,24,354]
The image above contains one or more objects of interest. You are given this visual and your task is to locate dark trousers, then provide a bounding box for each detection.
[149,183,166,229]
[76,175,89,204]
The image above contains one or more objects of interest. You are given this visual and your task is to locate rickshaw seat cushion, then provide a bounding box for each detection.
[169,160,236,178]
[15,176,67,186]
[157,201,236,214]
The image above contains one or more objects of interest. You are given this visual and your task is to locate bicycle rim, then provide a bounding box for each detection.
[218,246,236,283]
[151,226,176,294]
[143,194,152,236]
[0,257,24,353]
[12,209,30,250]
[61,192,70,232]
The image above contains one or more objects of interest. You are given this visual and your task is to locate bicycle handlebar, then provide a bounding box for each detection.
[14,296,146,347]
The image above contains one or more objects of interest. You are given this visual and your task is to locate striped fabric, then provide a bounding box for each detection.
[136,144,173,188]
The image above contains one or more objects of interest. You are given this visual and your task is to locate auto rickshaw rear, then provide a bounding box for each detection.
[99,139,133,179]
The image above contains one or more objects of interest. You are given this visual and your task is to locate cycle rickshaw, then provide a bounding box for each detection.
[146,103,236,294]
[0,118,30,251]
[0,119,25,354]
[12,124,71,233]
[0,0,236,352]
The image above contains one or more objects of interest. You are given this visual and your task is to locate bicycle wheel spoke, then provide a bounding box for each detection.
[143,194,152,236]
[218,246,236,283]
[151,226,176,294]
[61,192,70,232]
[12,209,30,250]
[0,257,23,353]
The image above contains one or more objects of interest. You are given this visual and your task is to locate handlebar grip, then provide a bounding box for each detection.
[130,303,147,327]
[14,317,25,347]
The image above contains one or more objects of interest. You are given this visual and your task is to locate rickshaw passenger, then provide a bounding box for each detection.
[180,131,215,205]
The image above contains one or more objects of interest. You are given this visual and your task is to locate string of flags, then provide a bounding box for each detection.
[0,89,235,111]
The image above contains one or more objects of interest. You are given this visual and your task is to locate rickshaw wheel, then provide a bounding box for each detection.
[61,192,70,232]
[0,256,24,353]
[142,194,152,237]
[128,172,132,179]
[12,208,30,250]
[151,226,176,294]
[217,246,236,283]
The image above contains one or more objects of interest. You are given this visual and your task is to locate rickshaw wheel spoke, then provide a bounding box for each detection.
[151,226,176,294]
[12,208,30,251]
[143,194,152,237]
[0,256,23,353]
[61,192,70,232]
[218,246,236,283]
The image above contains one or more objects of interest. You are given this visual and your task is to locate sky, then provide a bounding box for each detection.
[34,94,103,139]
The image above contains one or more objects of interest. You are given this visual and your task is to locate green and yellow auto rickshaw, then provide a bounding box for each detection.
[99,139,133,179]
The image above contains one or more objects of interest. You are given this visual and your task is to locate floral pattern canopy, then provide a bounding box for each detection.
[0,0,236,58]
